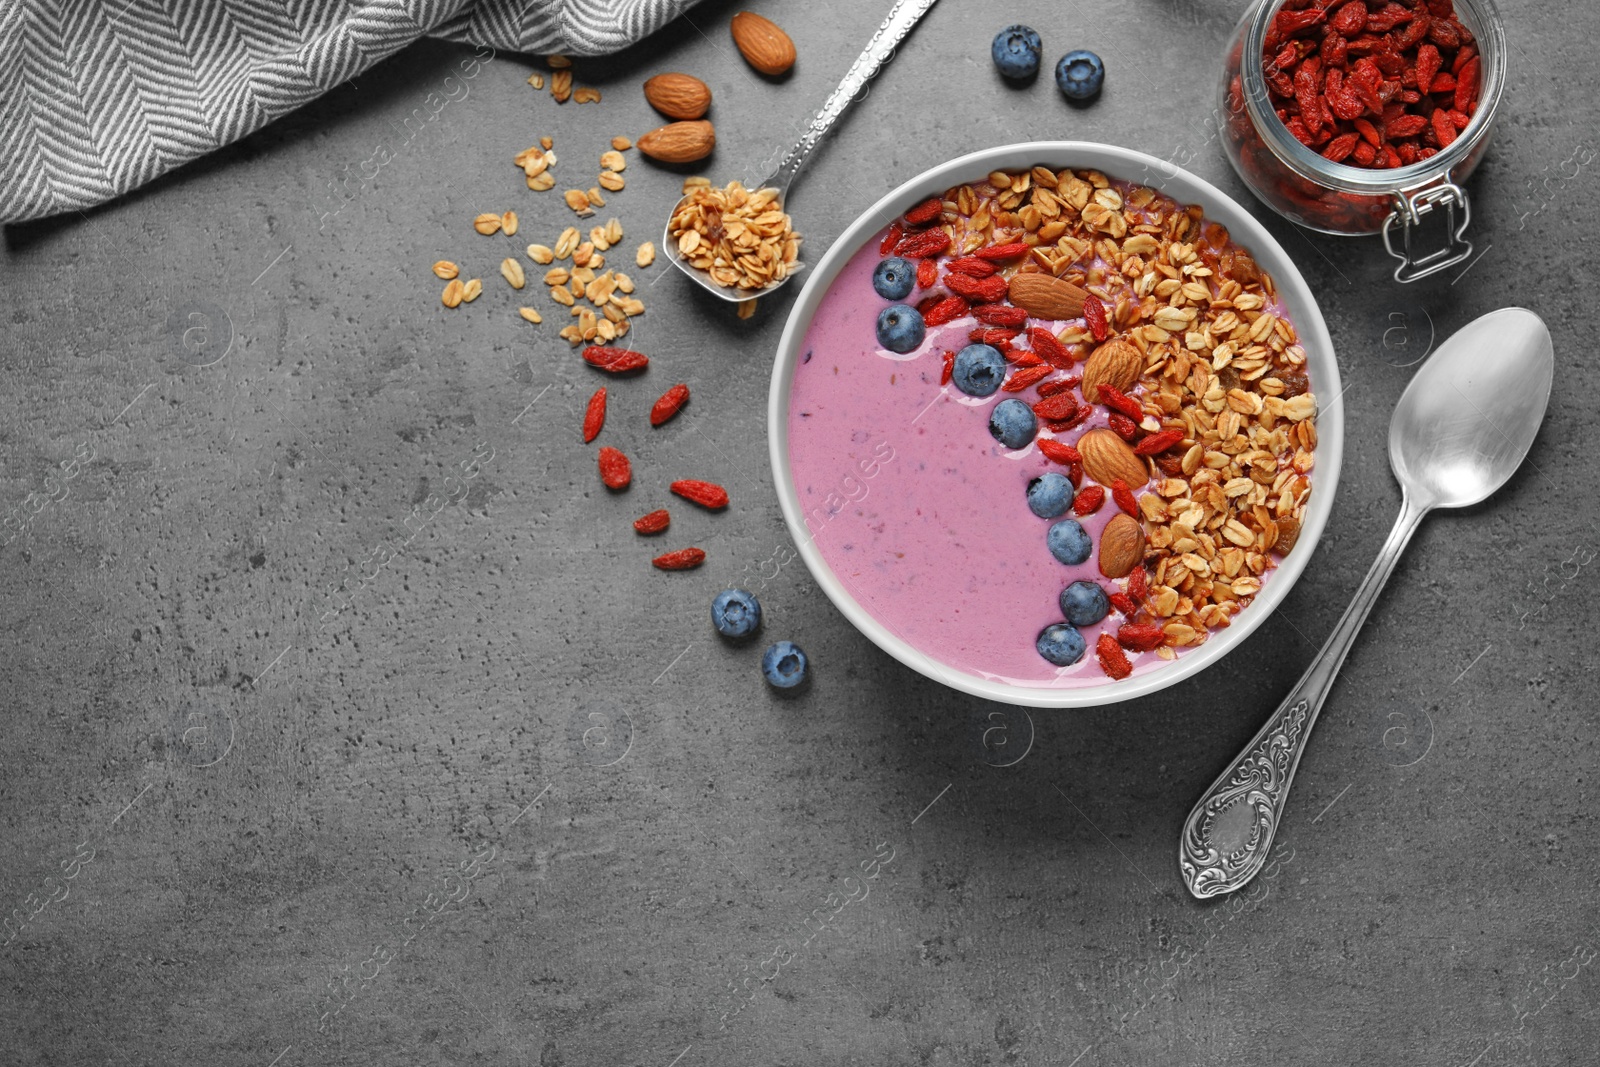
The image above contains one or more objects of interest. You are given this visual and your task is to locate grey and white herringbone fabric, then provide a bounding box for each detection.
[0,0,703,225]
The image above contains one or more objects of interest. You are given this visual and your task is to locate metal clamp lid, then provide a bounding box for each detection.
[1381,181,1473,283]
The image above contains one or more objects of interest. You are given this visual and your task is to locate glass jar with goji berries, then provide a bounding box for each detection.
[1219,0,1506,281]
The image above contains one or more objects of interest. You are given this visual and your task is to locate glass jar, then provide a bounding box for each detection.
[1218,0,1506,281]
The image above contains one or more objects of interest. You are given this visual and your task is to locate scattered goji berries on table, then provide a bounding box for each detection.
[652,547,706,571]
[598,446,632,489]
[670,480,730,510]
[650,383,690,426]
[582,387,606,442]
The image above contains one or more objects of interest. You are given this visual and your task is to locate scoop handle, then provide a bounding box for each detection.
[762,0,941,193]
[1178,492,1428,898]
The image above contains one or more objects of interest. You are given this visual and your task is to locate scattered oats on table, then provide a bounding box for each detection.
[460,278,482,303]
[518,307,542,324]
[611,135,632,151]
[432,260,458,280]
[551,69,572,103]
[527,73,544,89]
[500,257,526,289]
[635,241,655,267]
[473,213,501,235]
[441,279,465,307]
[573,87,601,104]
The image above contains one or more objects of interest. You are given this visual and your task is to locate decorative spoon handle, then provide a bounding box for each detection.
[1178,493,1430,898]
[761,0,940,192]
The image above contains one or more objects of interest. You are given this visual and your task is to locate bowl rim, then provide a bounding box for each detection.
[766,140,1343,709]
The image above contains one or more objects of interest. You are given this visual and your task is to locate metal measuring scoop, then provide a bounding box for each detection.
[1179,307,1555,899]
[662,0,941,303]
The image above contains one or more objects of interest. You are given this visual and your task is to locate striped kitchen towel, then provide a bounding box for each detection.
[0,0,703,225]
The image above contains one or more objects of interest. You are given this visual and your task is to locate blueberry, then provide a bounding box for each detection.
[1047,518,1093,565]
[1036,623,1087,667]
[876,304,926,353]
[991,24,1042,81]
[988,399,1037,450]
[762,641,809,688]
[1059,580,1110,626]
[872,256,915,301]
[1055,49,1105,101]
[711,588,762,640]
[1026,472,1074,518]
[951,343,1006,396]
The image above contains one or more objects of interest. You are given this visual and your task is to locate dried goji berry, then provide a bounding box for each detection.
[1385,113,1427,139]
[1353,118,1381,146]
[944,256,998,278]
[1082,294,1108,342]
[1110,478,1139,517]
[1097,384,1143,422]
[1037,438,1079,465]
[1117,623,1166,653]
[1454,55,1479,109]
[633,509,670,534]
[895,229,950,259]
[1431,106,1457,147]
[923,296,970,327]
[670,479,729,510]
[946,273,1008,303]
[1096,633,1133,680]
[940,350,954,386]
[652,547,705,571]
[1067,460,1084,486]
[582,386,606,442]
[1414,43,1442,94]
[1008,349,1045,368]
[916,257,938,289]
[879,221,903,256]
[1108,591,1137,618]
[1002,366,1051,392]
[903,196,943,226]
[1133,428,1185,455]
[1027,327,1072,367]
[1273,7,1325,37]
[973,304,1028,327]
[969,327,1020,345]
[598,446,631,489]
[1108,412,1138,441]
[1430,17,1460,50]
[1032,394,1080,421]
[973,242,1028,261]
[1071,485,1104,516]
[915,293,946,315]
[1127,566,1148,602]
[1330,1,1366,35]
[650,383,689,426]
[1036,377,1080,398]
[583,346,649,373]
[1352,140,1377,166]
[1321,132,1359,163]
[1320,31,1348,69]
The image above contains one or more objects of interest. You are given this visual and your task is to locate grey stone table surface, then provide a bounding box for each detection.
[2,1,1597,1064]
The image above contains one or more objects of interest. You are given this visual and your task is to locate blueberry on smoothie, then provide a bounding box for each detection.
[991,25,1042,81]
[988,399,1037,450]
[1026,472,1074,518]
[762,641,809,688]
[876,304,926,353]
[1036,623,1087,666]
[952,343,1006,396]
[1055,49,1104,101]
[872,256,916,301]
[711,588,762,640]
[1047,518,1093,565]
[1059,580,1110,626]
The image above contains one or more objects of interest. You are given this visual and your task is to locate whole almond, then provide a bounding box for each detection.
[1078,428,1148,490]
[637,120,716,164]
[643,73,712,120]
[1007,273,1088,320]
[1098,513,1145,579]
[1080,338,1143,401]
[730,11,796,75]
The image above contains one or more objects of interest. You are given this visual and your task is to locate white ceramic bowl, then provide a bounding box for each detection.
[767,142,1342,708]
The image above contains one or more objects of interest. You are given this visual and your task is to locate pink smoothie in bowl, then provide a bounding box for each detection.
[769,144,1342,709]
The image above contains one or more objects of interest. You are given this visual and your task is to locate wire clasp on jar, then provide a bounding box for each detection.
[1381,180,1473,283]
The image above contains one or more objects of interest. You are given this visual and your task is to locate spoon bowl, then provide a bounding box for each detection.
[663,0,940,301]
[1180,306,1554,899]
[1390,307,1554,508]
